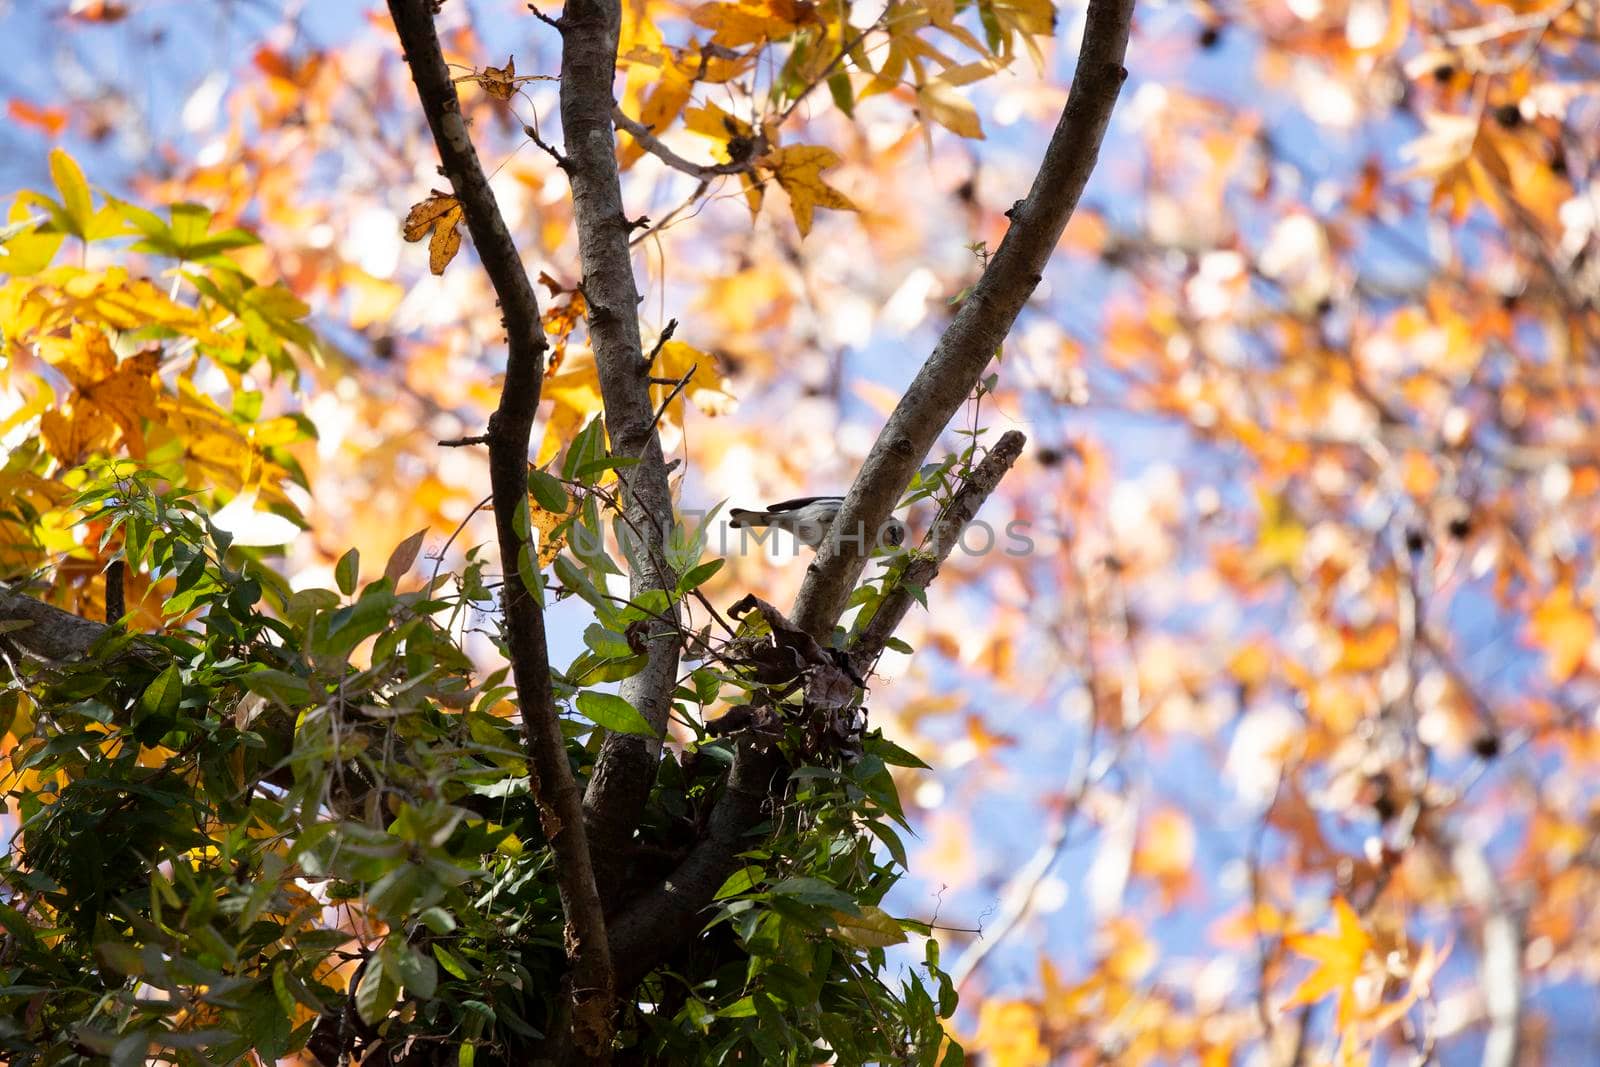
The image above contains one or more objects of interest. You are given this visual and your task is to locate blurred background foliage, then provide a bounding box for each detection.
[0,0,1598,1062]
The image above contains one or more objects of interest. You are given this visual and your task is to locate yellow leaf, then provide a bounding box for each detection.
[402,192,464,275]
[1255,488,1306,576]
[528,500,570,567]
[1284,896,1371,1032]
[537,350,606,466]
[682,101,761,166]
[39,404,113,467]
[830,905,907,947]
[653,340,737,423]
[757,145,856,237]
[917,79,985,139]
[690,0,816,47]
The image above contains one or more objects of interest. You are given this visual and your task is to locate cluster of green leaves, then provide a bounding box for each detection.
[0,163,959,1066]
[1,457,959,1065]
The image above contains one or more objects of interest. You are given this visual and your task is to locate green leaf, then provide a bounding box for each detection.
[527,468,568,513]
[396,945,438,999]
[517,545,545,608]
[355,951,400,1026]
[573,454,640,481]
[713,864,765,900]
[828,70,855,116]
[242,668,314,706]
[434,943,476,980]
[49,148,91,237]
[138,663,182,721]
[869,736,930,769]
[562,418,609,485]
[575,691,657,736]
[676,558,724,594]
[769,876,859,912]
[419,907,456,934]
[335,548,360,596]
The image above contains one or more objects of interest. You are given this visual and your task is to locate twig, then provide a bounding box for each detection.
[613,108,760,179]
[645,318,678,368]
[648,365,696,430]
[438,434,489,447]
[527,3,563,31]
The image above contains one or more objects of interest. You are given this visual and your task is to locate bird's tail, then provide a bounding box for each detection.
[728,508,769,528]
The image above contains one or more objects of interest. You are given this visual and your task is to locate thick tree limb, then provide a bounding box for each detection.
[388,1,614,1051]
[849,430,1026,672]
[608,0,1132,989]
[558,0,686,909]
[792,0,1132,639]
[607,434,1031,976]
[606,737,780,988]
[0,585,122,661]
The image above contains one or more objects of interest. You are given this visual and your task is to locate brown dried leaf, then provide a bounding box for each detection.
[402,191,464,275]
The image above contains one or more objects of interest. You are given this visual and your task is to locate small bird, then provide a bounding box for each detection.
[729,496,907,552]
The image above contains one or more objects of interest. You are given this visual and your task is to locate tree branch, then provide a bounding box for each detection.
[791,0,1132,639]
[849,430,1026,671]
[0,585,124,661]
[613,108,758,179]
[387,0,615,1052]
[606,0,1133,990]
[1454,839,1522,1067]
[559,0,687,914]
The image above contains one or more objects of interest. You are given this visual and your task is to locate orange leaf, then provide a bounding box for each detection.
[7,99,68,137]
[1528,585,1596,682]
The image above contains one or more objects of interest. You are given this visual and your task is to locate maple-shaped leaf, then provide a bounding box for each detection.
[537,350,605,467]
[538,272,588,377]
[758,145,857,237]
[1283,896,1371,1032]
[403,192,464,275]
[38,325,160,459]
[527,496,571,567]
[1527,583,1596,682]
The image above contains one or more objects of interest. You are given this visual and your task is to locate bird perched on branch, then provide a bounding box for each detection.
[729,496,907,552]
